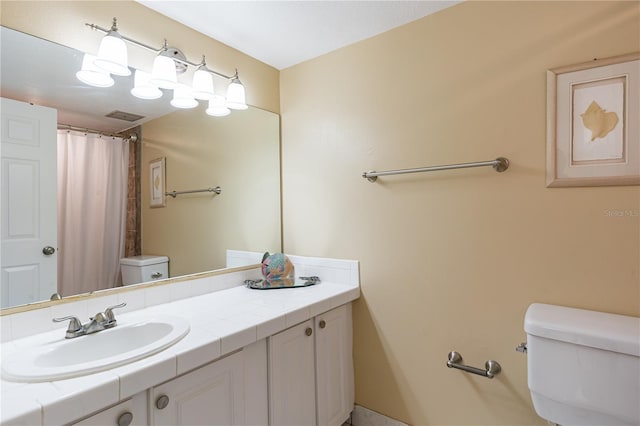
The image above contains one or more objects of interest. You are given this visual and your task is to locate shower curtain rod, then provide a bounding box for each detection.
[58,123,138,142]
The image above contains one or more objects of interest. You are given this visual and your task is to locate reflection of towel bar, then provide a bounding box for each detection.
[362,157,509,182]
[165,186,222,198]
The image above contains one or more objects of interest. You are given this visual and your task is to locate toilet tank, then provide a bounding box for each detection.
[120,255,169,285]
[524,303,640,426]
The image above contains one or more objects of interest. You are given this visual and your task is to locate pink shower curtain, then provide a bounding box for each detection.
[57,130,129,296]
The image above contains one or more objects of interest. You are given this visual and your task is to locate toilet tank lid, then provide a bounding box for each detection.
[524,303,640,357]
[120,255,169,267]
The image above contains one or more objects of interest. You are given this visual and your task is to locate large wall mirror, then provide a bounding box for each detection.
[0,26,281,311]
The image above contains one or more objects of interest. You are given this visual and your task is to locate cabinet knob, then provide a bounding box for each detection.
[319,320,326,329]
[305,327,313,336]
[117,412,133,426]
[156,394,170,410]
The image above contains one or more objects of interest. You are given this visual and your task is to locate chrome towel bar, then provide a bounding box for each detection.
[362,157,509,182]
[447,351,501,379]
[165,186,221,198]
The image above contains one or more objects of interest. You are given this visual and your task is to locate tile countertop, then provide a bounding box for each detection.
[0,255,360,425]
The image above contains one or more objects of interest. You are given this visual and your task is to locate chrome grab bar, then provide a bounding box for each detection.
[447,351,501,379]
[362,157,509,182]
[165,186,221,198]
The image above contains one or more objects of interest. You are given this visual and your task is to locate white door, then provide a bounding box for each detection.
[269,319,317,426]
[1,97,57,308]
[150,351,245,426]
[315,304,354,426]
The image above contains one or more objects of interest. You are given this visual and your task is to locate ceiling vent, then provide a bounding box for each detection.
[105,110,145,122]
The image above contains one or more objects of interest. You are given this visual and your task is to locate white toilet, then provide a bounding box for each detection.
[120,255,169,286]
[524,303,640,426]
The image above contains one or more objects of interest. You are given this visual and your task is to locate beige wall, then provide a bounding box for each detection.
[281,2,640,425]
[0,1,279,113]
[141,105,281,277]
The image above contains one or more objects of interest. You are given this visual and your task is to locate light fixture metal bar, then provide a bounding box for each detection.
[86,20,236,80]
[85,22,162,53]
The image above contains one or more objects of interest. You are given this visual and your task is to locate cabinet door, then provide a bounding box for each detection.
[269,319,316,426]
[150,350,245,426]
[71,393,147,426]
[315,304,354,426]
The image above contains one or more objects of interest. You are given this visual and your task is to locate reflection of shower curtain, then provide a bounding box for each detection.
[57,130,129,296]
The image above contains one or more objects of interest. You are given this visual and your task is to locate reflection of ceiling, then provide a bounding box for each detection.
[0,27,176,133]
[137,1,461,70]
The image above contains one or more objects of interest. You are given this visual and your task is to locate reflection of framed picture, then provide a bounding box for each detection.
[150,157,166,207]
[546,52,639,187]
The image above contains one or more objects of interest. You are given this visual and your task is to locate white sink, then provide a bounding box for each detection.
[2,316,190,382]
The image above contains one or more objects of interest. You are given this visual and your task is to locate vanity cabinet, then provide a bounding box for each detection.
[71,393,147,426]
[64,305,352,426]
[269,304,353,426]
[149,340,268,426]
[314,304,354,426]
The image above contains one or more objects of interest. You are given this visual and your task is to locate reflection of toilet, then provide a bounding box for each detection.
[524,303,639,426]
[120,255,169,286]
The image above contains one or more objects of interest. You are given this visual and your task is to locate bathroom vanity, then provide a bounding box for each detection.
[0,255,360,425]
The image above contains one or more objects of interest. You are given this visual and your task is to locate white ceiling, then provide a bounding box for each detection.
[137,1,461,70]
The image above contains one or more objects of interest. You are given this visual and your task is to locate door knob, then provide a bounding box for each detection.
[42,246,56,255]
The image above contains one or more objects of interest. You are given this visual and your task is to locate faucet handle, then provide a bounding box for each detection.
[91,312,107,323]
[104,302,127,322]
[52,316,82,333]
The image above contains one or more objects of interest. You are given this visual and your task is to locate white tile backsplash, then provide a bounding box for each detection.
[10,307,53,339]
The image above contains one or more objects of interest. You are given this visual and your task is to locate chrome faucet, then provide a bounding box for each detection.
[53,302,127,339]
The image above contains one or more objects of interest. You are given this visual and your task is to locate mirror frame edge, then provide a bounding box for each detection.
[0,263,262,316]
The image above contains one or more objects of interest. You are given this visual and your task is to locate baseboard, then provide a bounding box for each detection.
[351,405,409,426]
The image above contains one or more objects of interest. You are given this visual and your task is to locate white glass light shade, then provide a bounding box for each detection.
[76,53,114,88]
[94,32,130,76]
[226,77,248,110]
[130,70,163,100]
[206,95,230,117]
[170,84,198,109]
[149,55,178,90]
[192,68,215,100]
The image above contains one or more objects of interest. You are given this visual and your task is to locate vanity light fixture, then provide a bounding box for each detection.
[81,17,248,115]
[192,65,215,101]
[93,19,130,76]
[226,76,249,110]
[130,70,162,100]
[206,95,231,117]
[76,53,115,88]
[171,84,199,109]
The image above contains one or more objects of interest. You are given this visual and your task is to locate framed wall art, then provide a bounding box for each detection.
[546,52,639,187]
[149,157,166,207]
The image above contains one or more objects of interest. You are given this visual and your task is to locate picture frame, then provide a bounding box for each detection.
[149,157,166,207]
[546,52,640,187]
